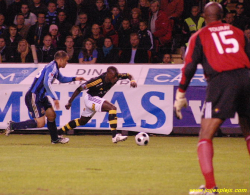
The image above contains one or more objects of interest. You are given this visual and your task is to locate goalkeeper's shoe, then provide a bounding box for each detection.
[51,137,69,144]
[5,121,14,136]
[189,185,218,195]
[112,133,127,143]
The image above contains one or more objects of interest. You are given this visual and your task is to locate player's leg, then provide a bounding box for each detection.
[5,92,40,136]
[102,100,127,143]
[58,116,91,135]
[239,117,250,155]
[198,118,223,189]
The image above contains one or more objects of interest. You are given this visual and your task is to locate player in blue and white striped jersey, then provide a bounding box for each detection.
[5,50,85,144]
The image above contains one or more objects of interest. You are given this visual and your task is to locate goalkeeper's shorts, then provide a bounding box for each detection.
[202,68,250,119]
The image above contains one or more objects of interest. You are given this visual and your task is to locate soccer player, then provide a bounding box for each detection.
[58,66,137,143]
[173,2,250,194]
[5,51,85,144]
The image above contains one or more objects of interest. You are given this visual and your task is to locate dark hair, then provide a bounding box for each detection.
[236,3,244,8]
[104,37,113,43]
[81,38,96,61]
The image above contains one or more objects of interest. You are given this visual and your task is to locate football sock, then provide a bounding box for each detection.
[12,119,37,130]
[197,139,216,189]
[109,110,117,138]
[47,120,58,142]
[58,118,80,135]
[246,135,250,155]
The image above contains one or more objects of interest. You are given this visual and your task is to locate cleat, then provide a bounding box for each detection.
[112,133,127,143]
[189,185,218,195]
[5,121,14,136]
[51,137,69,144]
[58,135,64,139]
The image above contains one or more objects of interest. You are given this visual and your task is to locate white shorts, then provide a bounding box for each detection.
[81,94,106,117]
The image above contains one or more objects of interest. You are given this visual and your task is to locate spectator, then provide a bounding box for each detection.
[73,0,92,24]
[29,0,48,17]
[182,6,205,47]
[45,1,58,25]
[101,17,119,47]
[160,0,184,19]
[14,3,37,26]
[90,0,111,26]
[90,23,104,48]
[70,25,84,49]
[118,18,132,49]
[26,12,49,46]
[56,0,70,22]
[162,53,173,64]
[4,24,23,51]
[244,24,250,41]
[118,0,130,19]
[138,20,153,51]
[78,38,98,64]
[111,5,123,31]
[63,35,79,63]
[77,13,91,39]
[37,34,57,62]
[15,14,30,39]
[233,3,249,31]
[119,32,148,63]
[49,24,64,49]
[6,0,22,25]
[57,11,72,40]
[223,12,234,25]
[97,37,119,63]
[0,14,7,36]
[0,36,10,62]
[138,0,150,22]
[149,0,173,53]
[12,39,33,62]
[130,8,141,32]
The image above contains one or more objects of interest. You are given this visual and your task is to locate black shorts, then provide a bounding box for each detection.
[202,68,250,119]
[25,91,52,119]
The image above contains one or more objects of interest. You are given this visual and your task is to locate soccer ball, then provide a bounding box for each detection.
[135,132,149,146]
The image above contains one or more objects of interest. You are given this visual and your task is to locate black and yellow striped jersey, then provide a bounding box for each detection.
[81,72,130,98]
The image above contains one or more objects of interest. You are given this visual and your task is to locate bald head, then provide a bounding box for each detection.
[204,2,223,24]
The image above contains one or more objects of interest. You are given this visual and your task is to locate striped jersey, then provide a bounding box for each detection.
[29,60,76,100]
[81,72,130,97]
[179,21,250,92]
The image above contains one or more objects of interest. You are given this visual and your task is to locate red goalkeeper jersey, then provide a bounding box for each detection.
[179,21,250,92]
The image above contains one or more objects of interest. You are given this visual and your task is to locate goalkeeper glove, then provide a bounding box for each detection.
[174,89,188,119]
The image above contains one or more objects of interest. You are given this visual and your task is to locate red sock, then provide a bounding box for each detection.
[197,139,216,189]
[246,135,250,155]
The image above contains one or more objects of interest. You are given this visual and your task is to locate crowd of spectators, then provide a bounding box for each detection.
[0,0,250,64]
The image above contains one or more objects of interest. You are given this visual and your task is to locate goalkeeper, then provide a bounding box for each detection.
[174,2,250,194]
[58,66,137,143]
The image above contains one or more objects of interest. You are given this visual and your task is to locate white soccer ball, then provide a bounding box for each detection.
[135,132,149,146]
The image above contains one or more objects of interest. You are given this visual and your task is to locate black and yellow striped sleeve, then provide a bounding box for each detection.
[118,73,130,79]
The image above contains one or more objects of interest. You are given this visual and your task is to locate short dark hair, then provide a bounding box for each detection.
[107,66,118,74]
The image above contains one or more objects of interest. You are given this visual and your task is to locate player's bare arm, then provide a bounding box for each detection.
[75,77,86,81]
[65,85,85,110]
[128,74,137,88]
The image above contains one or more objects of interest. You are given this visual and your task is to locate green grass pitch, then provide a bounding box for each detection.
[0,134,249,195]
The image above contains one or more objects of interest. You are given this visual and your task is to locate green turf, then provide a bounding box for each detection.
[0,134,249,195]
